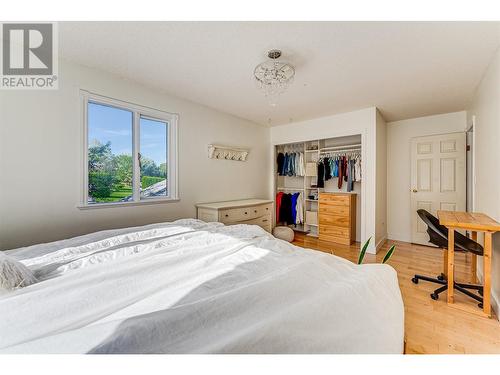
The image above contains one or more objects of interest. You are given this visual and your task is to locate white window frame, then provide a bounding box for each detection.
[79,90,179,209]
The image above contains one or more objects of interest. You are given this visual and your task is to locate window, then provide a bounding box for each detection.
[82,92,178,207]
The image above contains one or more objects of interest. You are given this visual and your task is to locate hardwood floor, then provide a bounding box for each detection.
[292,233,500,354]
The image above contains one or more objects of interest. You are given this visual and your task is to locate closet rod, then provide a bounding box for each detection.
[320,148,361,154]
[319,143,361,152]
[277,187,304,191]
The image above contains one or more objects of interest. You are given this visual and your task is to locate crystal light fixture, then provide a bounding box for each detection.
[254,49,295,106]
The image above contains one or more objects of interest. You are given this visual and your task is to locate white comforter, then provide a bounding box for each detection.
[0,219,404,354]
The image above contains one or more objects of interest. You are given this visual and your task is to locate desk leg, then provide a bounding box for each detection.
[447,229,454,304]
[443,250,448,278]
[483,232,492,317]
[471,231,477,282]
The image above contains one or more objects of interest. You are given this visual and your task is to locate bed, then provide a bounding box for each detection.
[0,219,404,354]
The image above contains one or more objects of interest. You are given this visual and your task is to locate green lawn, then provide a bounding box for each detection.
[94,186,133,203]
[92,176,164,203]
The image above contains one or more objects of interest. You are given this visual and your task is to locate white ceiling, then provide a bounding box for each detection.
[60,22,500,126]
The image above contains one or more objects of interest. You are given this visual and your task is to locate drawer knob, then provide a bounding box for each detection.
[225,214,229,217]
[263,219,268,222]
[244,212,248,215]
[266,208,269,210]
[254,210,257,213]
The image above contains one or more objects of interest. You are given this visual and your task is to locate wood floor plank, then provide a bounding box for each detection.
[292,233,500,354]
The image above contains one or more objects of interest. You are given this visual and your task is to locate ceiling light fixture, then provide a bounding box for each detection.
[254,49,295,106]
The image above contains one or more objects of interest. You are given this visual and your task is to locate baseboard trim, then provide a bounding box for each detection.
[375,235,387,254]
[387,233,412,243]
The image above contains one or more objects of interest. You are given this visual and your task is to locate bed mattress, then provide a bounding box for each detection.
[0,219,404,353]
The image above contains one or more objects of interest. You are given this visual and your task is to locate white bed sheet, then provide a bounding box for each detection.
[0,219,404,353]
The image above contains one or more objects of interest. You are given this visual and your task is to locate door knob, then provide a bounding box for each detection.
[412,189,418,193]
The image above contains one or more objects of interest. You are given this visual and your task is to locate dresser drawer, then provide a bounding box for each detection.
[319,225,350,239]
[320,234,352,246]
[219,205,268,223]
[319,214,350,227]
[319,193,350,206]
[242,214,272,230]
[318,204,350,216]
[256,203,273,217]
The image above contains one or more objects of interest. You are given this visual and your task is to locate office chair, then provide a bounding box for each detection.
[411,209,484,307]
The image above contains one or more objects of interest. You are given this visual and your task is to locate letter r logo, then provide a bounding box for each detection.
[2,23,53,75]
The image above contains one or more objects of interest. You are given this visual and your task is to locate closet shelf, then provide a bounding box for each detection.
[277,187,304,191]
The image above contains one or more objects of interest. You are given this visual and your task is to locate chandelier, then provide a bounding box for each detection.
[254,49,295,106]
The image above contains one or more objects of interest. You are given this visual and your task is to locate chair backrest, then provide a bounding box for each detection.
[416,209,483,255]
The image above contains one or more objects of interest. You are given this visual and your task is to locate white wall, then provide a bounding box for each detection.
[467,46,500,317]
[270,107,384,253]
[375,110,387,247]
[0,60,270,250]
[386,111,467,242]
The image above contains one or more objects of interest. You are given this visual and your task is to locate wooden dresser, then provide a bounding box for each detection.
[196,199,273,233]
[318,193,357,245]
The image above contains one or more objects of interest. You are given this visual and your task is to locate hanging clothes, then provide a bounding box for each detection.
[328,158,335,178]
[347,159,356,192]
[324,158,331,181]
[296,152,305,176]
[282,153,288,175]
[317,161,325,188]
[332,158,338,177]
[343,157,348,182]
[291,193,299,224]
[337,156,345,189]
[279,193,294,225]
[277,153,285,176]
[295,192,304,224]
[354,158,361,181]
[276,192,284,222]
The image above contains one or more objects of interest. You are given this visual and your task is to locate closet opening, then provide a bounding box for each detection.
[274,134,362,244]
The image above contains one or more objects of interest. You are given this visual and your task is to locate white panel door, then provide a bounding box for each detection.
[410,133,466,245]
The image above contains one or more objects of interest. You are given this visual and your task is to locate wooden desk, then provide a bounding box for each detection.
[438,210,500,317]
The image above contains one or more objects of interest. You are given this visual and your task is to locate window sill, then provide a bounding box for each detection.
[78,198,180,210]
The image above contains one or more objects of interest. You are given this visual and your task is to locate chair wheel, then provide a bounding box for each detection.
[478,303,483,309]
[412,277,419,284]
[437,274,445,281]
[479,289,483,296]
[430,293,439,300]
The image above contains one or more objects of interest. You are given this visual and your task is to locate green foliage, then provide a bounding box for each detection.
[141,176,165,189]
[382,245,396,264]
[140,156,164,178]
[357,236,371,265]
[88,140,114,172]
[114,154,133,186]
[159,163,167,176]
[357,238,397,265]
[88,171,116,199]
[87,139,166,202]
